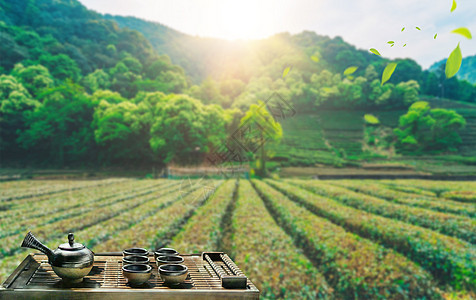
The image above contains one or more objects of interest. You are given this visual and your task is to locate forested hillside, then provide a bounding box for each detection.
[109,14,476,104]
[1,0,475,173]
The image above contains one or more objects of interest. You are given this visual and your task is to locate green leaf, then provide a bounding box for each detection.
[311,55,319,62]
[451,0,457,12]
[391,44,395,47]
[369,48,381,56]
[445,43,462,79]
[451,27,472,39]
[381,62,398,85]
[401,27,405,32]
[415,27,421,31]
[282,67,291,78]
[343,66,358,75]
[434,33,437,39]
[403,44,407,47]
[364,114,380,124]
[387,41,394,44]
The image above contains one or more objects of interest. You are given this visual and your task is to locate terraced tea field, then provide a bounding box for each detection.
[0,178,475,299]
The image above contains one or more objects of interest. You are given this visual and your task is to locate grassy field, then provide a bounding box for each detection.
[0,178,475,299]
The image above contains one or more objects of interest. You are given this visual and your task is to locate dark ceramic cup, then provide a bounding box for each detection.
[156,255,184,266]
[123,247,149,257]
[154,248,179,260]
[123,255,150,266]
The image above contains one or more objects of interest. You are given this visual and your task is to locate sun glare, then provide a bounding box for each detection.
[214,1,274,40]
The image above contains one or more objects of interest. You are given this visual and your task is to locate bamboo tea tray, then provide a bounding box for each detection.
[0,252,259,299]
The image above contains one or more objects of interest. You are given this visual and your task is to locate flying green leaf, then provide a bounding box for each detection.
[369,48,381,56]
[381,62,398,86]
[343,66,358,75]
[387,41,394,44]
[415,27,421,31]
[283,67,291,78]
[451,0,457,12]
[401,27,405,32]
[445,43,462,79]
[403,44,407,47]
[311,55,319,62]
[391,44,395,47]
[434,33,438,39]
[451,27,472,39]
[364,114,380,125]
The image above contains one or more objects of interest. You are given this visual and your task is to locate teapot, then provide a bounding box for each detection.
[21,231,94,283]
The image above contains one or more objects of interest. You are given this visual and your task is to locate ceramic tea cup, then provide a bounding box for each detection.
[159,264,188,285]
[155,255,184,266]
[122,264,152,286]
[123,255,149,266]
[123,247,149,257]
[154,247,178,260]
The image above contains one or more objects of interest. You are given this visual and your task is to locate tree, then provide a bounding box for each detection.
[37,54,81,81]
[149,94,227,165]
[188,77,226,105]
[11,64,54,97]
[389,58,422,84]
[0,30,29,70]
[93,100,146,165]
[392,80,420,107]
[81,69,110,93]
[17,81,96,166]
[93,91,173,166]
[109,61,142,98]
[420,71,439,96]
[0,75,40,158]
[239,101,283,177]
[121,56,143,75]
[394,101,466,153]
[144,57,176,79]
[368,79,393,106]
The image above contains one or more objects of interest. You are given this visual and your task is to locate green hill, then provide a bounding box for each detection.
[429,55,476,84]
[0,0,158,74]
[1,0,474,174]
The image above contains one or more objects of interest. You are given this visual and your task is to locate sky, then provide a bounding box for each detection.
[79,0,476,69]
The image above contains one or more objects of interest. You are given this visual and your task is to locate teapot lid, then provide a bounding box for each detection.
[59,233,85,250]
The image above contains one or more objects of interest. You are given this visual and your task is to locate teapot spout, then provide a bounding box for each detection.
[21,231,54,262]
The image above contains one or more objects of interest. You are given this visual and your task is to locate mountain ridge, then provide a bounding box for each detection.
[429,54,476,84]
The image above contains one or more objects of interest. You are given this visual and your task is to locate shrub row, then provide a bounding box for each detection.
[170,180,236,253]
[253,180,441,299]
[383,180,476,201]
[69,182,185,250]
[383,180,476,203]
[0,178,127,202]
[0,180,168,237]
[94,181,220,252]
[381,181,437,197]
[330,180,475,218]
[293,180,476,243]
[233,180,331,299]
[442,191,476,204]
[268,179,476,291]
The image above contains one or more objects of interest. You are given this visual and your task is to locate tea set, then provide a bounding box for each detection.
[21,231,188,287]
